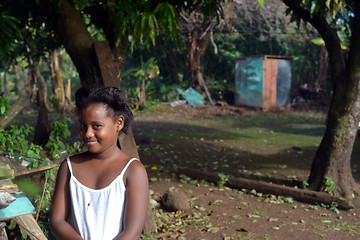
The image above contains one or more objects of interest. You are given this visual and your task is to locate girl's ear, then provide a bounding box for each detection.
[116,115,125,132]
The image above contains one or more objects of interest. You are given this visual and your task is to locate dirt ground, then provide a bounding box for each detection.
[132,103,360,240]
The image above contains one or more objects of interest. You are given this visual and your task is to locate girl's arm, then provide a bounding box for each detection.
[49,160,83,240]
[115,160,149,240]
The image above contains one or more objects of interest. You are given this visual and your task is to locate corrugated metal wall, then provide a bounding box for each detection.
[234,56,291,109]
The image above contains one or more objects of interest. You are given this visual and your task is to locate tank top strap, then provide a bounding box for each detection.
[66,157,74,175]
[119,158,139,178]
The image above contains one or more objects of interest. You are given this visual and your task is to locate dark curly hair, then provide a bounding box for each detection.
[75,86,133,134]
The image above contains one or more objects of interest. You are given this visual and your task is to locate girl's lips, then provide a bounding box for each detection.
[85,140,97,145]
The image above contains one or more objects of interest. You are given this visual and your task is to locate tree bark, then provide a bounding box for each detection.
[64,77,72,111]
[282,0,360,199]
[48,52,56,95]
[53,50,65,111]
[34,63,51,146]
[182,12,217,93]
[85,4,129,80]
[50,0,96,86]
[316,46,328,90]
[165,47,179,84]
[14,62,23,96]
[50,0,128,87]
[2,72,7,95]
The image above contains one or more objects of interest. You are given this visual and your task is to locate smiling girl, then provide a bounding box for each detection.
[50,87,148,240]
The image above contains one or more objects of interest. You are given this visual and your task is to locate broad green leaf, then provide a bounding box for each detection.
[257,0,265,8]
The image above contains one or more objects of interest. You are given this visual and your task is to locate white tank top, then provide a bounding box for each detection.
[66,157,138,240]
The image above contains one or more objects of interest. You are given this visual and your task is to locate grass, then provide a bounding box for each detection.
[137,112,326,156]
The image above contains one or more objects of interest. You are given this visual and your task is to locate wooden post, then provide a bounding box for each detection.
[0,222,7,240]
[14,214,47,240]
[92,41,157,234]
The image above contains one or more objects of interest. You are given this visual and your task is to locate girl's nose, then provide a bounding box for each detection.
[85,128,94,138]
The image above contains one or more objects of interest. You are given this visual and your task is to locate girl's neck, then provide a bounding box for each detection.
[86,147,122,161]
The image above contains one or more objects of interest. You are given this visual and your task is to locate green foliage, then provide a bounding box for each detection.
[14,179,42,200]
[330,201,340,214]
[217,173,229,186]
[122,57,161,109]
[0,0,61,67]
[116,2,179,51]
[153,3,179,41]
[0,118,81,167]
[35,168,58,216]
[324,177,335,195]
[0,14,21,55]
[311,24,350,50]
[0,124,43,160]
[8,219,32,240]
[302,180,310,189]
[0,95,12,116]
[45,118,81,159]
[302,0,347,19]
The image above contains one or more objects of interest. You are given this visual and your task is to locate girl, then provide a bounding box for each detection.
[50,87,149,240]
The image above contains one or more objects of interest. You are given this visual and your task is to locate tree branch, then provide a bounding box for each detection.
[282,0,345,86]
[199,16,218,40]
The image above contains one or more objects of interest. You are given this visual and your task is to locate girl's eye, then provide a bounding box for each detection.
[93,124,101,129]
[80,124,86,129]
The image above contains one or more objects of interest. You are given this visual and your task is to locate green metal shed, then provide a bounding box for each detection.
[234,55,292,109]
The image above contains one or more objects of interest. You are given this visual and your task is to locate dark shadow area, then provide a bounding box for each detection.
[133,119,360,188]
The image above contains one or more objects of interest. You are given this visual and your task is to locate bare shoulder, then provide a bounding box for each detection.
[124,159,148,183]
[127,159,147,174]
[57,158,69,175]
[53,158,71,186]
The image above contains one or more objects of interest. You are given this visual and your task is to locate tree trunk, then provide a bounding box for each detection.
[282,0,360,199]
[50,0,96,86]
[53,50,65,111]
[14,62,23,96]
[86,4,129,80]
[166,47,179,84]
[109,35,129,80]
[141,77,146,106]
[48,51,56,95]
[21,65,29,97]
[34,63,51,146]
[184,13,217,93]
[64,77,72,111]
[50,0,128,87]
[186,31,208,93]
[28,59,38,104]
[2,71,7,95]
[316,46,328,90]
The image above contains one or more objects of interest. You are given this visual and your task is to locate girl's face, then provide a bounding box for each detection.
[79,103,124,155]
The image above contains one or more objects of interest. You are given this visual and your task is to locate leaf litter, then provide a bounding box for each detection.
[135,105,360,239]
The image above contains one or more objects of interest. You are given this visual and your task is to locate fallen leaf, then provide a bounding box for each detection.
[207,227,219,233]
